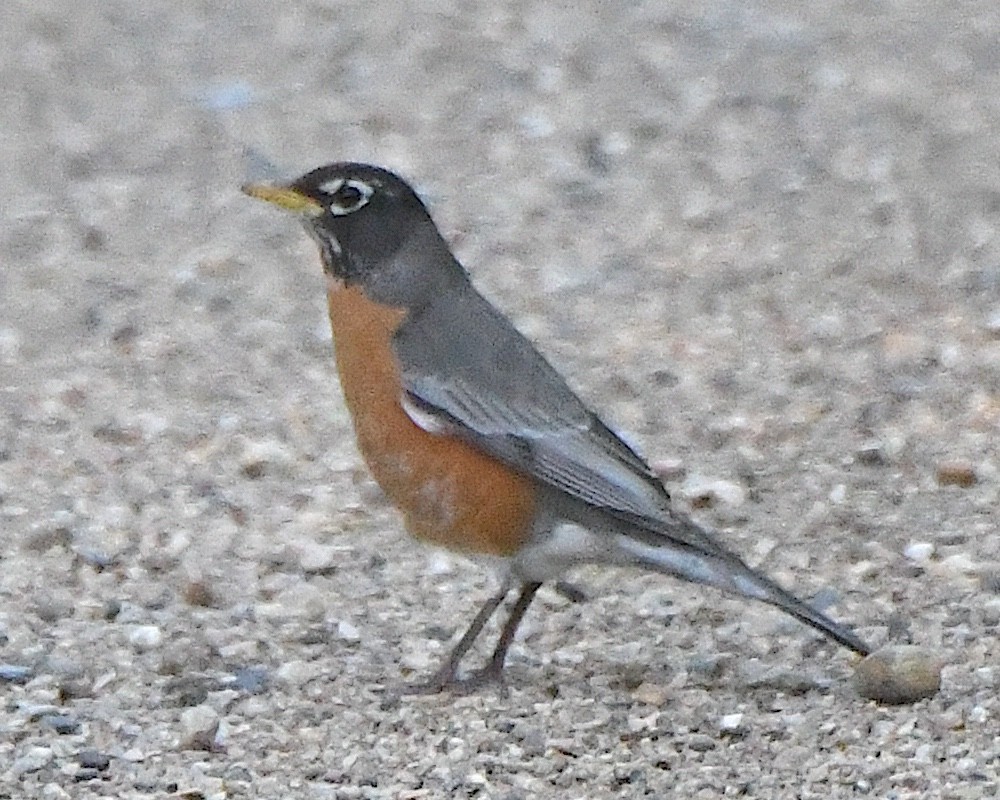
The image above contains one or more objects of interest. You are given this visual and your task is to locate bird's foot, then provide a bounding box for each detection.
[397,658,508,697]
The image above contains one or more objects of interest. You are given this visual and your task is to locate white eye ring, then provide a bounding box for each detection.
[318,178,375,216]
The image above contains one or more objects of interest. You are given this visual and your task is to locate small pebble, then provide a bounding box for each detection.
[103,600,122,621]
[955,757,979,775]
[44,655,84,678]
[179,704,221,751]
[737,662,825,694]
[980,598,1000,626]
[426,551,455,575]
[681,476,746,508]
[183,580,219,608]
[686,654,730,685]
[41,714,82,734]
[936,460,977,488]
[336,619,361,642]
[59,678,94,700]
[13,746,53,775]
[240,439,293,479]
[40,784,72,800]
[298,542,339,573]
[985,308,1000,336]
[225,764,254,783]
[903,542,935,563]
[613,765,645,785]
[231,666,269,694]
[938,553,977,576]
[21,704,61,720]
[24,525,73,552]
[275,659,320,685]
[128,625,163,651]
[78,749,111,770]
[855,442,888,466]
[913,743,935,763]
[853,645,943,704]
[980,570,1000,594]
[631,681,671,706]
[75,548,114,569]
[687,734,717,752]
[627,711,658,733]
[0,663,32,683]
[719,713,747,734]
[168,675,210,707]
[651,458,686,482]
[34,596,75,622]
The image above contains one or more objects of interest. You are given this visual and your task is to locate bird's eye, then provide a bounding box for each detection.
[320,178,374,216]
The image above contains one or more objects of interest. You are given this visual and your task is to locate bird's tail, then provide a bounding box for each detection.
[614,519,872,656]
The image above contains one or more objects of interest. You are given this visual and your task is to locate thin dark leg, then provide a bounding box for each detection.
[437,581,543,695]
[400,581,544,695]
[481,581,542,679]
[400,584,510,694]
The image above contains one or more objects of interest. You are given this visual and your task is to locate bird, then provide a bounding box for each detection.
[241,162,872,692]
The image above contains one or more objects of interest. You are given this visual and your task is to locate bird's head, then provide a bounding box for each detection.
[243,162,464,308]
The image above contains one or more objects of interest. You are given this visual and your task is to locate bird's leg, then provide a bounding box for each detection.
[400,583,511,694]
[401,581,543,694]
[476,581,542,684]
[452,581,543,694]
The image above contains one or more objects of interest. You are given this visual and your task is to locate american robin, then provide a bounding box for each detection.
[242,162,872,691]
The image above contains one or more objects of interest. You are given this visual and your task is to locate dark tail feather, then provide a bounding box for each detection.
[615,526,872,656]
[750,572,871,656]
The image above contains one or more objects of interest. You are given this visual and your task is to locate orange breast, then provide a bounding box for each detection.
[325,278,538,557]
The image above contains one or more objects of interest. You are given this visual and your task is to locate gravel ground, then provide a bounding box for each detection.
[3,1,999,798]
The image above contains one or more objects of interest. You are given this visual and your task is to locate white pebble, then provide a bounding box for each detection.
[0,327,22,362]
[719,713,745,732]
[179,705,220,750]
[41,784,72,800]
[913,743,935,763]
[426,551,455,575]
[627,711,659,733]
[13,747,53,774]
[986,308,1000,336]
[336,620,361,642]
[681,475,746,507]
[275,659,320,685]
[128,625,163,651]
[298,543,339,573]
[399,649,435,672]
[903,542,934,563]
[938,553,977,575]
[955,757,978,775]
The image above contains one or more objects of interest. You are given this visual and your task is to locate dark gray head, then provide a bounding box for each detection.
[243,162,468,309]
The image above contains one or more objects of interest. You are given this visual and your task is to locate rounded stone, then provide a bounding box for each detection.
[853,645,944,705]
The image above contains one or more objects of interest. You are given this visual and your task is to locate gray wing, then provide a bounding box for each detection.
[394,282,682,528]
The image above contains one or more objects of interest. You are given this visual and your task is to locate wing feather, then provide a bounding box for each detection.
[393,275,701,526]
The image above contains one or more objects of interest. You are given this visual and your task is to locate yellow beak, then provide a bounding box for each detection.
[241,183,324,217]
